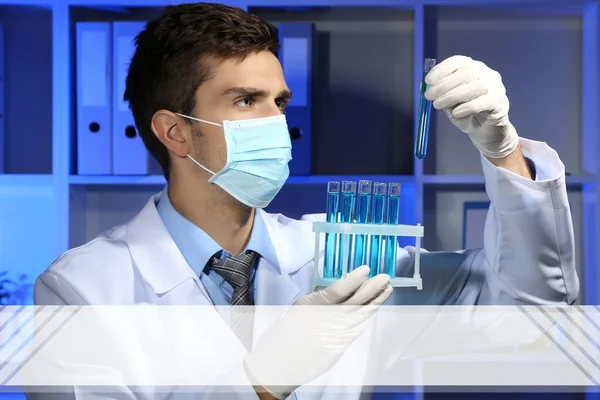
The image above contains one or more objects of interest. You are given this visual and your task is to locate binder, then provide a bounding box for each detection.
[76,22,112,175]
[112,21,148,175]
[278,23,314,176]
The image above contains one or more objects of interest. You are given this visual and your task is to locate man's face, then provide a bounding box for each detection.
[189,50,291,174]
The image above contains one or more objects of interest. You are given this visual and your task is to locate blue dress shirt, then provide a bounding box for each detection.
[156,188,278,305]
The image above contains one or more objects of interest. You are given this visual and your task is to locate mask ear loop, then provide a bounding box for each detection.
[186,154,216,175]
[174,112,221,175]
[174,112,223,127]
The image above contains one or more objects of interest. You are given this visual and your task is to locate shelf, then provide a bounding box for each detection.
[453,2,588,17]
[62,0,584,7]
[66,0,416,7]
[0,1,52,5]
[0,0,593,306]
[421,0,586,7]
[286,175,416,185]
[0,174,53,186]
[69,174,596,187]
[423,175,486,185]
[423,174,596,187]
[69,174,416,186]
[69,175,166,185]
[423,7,584,177]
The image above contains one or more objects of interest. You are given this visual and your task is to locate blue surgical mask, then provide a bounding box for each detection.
[175,113,292,208]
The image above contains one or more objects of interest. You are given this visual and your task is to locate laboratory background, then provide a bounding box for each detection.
[0,0,598,398]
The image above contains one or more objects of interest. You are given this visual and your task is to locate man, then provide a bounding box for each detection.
[32,2,578,400]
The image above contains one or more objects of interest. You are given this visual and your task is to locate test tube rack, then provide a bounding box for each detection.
[312,221,423,289]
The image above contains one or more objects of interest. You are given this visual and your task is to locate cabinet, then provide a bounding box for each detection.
[0,0,597,371]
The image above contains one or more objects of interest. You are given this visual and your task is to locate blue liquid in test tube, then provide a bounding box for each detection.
[368,182,386,278]
[385,183,401,278]
[352,180,372,271]
[415,58,437,159]
[324,181,340,279]
[336,181,356,278]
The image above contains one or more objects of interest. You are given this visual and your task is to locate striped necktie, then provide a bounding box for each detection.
[210,251,258,349]
[210,251,257,306]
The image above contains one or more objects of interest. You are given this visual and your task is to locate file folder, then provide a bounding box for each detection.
[278,23,314,176]
[112,21,148,175]
[76,22,112,175]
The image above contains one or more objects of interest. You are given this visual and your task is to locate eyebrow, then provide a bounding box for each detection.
[222,86,293,100]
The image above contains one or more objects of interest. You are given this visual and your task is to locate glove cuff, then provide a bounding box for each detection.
[476,122,520,159]
[243,356,294,400]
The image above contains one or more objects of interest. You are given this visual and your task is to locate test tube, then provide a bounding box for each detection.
[385,183,401,278]
[415,58,437,159]
[352,180,372,271]
[368,182,386,278]
[324,181,340,279]
[336,181,357,278]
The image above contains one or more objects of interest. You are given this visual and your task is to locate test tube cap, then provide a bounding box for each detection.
[358,180,372,194]
[342,180,357,193]
[388,182,401,197]
[373,182,387,196]
[327,181,340,193]
[424,58,437,73]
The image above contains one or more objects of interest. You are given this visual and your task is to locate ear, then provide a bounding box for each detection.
[151,110,190,158]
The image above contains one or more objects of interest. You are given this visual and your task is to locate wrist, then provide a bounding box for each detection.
[255,388,278,400]
[244,359,291,400]
[485,143,533,180]
[476,122,519,159]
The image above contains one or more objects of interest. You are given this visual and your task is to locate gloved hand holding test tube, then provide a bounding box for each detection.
[415,58,437,159]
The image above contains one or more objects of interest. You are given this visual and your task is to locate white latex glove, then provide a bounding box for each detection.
[424,55,520,159]
[244,265,392,399]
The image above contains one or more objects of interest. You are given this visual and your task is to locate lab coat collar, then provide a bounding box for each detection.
[127,193,313,300]
[258,209,315,275]
[255,209,315,305]
[127,192,201,295]
[156,187,279,276]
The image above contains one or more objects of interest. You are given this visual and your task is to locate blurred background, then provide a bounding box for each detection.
[0,0,598,399]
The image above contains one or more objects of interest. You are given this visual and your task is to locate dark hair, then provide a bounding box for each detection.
[124,2,279,179]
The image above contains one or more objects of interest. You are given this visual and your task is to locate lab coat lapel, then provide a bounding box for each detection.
[125,195,251,384]
[255,259,301,305]
[126,196,315,306]
[126,193,212,302]
[255,210,316,306]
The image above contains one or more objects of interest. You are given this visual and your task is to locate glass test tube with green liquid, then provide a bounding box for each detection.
[415,58,437,159]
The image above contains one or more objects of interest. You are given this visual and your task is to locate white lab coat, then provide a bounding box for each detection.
[29,138,579,400]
